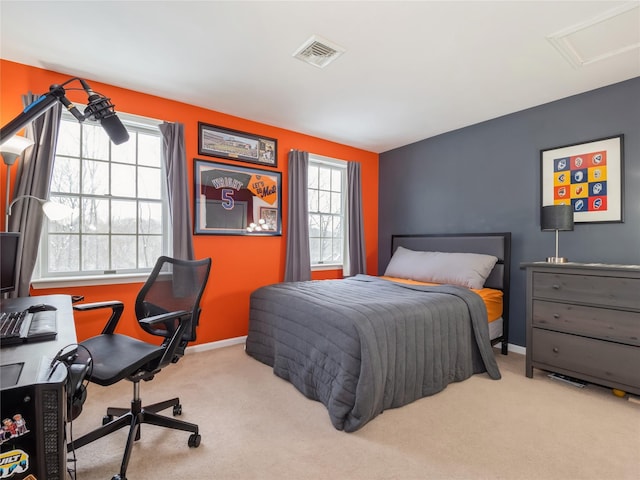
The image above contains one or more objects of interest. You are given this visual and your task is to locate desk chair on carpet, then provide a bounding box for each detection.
[68,256,212,480]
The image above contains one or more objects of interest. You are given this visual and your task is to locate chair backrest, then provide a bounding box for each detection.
[135,256,212,348]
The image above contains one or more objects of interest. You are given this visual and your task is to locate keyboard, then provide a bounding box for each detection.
[0,311,27,343]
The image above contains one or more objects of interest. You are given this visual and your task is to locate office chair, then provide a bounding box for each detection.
[67,256,212,480]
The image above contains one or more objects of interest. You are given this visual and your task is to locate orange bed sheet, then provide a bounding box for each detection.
[379,276,503,322]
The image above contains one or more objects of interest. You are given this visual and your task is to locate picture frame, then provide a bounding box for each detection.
[194,159,282,235]
[259,207,278,231]
[198,122,277,167]
[540,135,624,224]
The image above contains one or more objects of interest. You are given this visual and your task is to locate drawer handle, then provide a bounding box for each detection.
[552,347,559,353]
[552,284,560,290]
[553,313,560,319]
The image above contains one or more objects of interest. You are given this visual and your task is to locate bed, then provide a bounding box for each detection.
[245,232,511,432]
[387,232,511,353]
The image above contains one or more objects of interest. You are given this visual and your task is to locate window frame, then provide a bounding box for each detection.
[308,154,348,271]
[32,111,170,289]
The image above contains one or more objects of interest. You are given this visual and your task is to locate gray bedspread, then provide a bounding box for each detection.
[245,275,501,432]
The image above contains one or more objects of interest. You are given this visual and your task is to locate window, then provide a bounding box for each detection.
[36,111,169,282]
[308,155,346,268]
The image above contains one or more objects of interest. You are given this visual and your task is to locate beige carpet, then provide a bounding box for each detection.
[68,344,640,480]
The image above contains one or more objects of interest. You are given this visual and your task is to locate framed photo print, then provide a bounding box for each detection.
[198,122,277,167]
[194,159,282,236]
[540,135,624,224]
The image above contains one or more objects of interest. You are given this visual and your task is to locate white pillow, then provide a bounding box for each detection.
[384,246,498,289]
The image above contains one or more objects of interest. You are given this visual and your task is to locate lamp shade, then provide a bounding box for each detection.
[41,201,72,221]
[0,134,34,154]
[1,134,34,166]
[541,204,574,231]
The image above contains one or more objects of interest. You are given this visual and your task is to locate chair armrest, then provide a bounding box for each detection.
[140,310,193,369]
[73,301,125,335]
[139,310,190,327]
[73,301,123,312]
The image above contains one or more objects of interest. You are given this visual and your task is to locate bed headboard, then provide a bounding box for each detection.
[390,232,511,291]
[390,232,511,353]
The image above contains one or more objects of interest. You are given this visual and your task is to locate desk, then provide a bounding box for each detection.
[1,294,76,480]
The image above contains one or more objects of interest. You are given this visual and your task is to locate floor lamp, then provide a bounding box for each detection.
[1,135,35,230]
[541,204,574,263]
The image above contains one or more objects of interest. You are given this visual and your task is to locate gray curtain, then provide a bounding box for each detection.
[284,150,311,282]
[159,122,194,260]
[346,161,366,276]
[8,93,62,297]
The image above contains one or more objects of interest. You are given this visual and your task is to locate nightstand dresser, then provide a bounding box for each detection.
[522,262,640,395]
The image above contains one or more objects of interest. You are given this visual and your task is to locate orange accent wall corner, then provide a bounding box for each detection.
[0,60,379,344]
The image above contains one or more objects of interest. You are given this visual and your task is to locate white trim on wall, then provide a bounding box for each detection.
[185,335,247,354]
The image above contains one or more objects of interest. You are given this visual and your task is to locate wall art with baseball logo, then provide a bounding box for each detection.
[540,135,624,223]
[194,159,282,235]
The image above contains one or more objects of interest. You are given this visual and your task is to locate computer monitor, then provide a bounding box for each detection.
[1,232,20,294]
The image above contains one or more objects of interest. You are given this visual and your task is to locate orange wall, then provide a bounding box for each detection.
[1,60,379,344]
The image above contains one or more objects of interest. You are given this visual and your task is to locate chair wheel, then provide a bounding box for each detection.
[173,404,182,416]
[188,433,201,448]
[111,475,126,480]
[103,415,114,425]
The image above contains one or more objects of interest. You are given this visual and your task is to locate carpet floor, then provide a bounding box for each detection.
[67,344,640,480]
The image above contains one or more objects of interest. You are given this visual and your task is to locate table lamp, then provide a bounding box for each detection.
[541,204,574,263]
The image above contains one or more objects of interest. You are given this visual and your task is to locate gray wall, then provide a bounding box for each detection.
[378,77,640,347]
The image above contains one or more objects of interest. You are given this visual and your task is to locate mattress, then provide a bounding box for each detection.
[379,276,503,322]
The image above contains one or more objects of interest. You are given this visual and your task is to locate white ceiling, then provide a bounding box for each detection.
[1,1,639,153]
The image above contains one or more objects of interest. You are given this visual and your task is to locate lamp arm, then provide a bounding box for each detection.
[6,195,45,217]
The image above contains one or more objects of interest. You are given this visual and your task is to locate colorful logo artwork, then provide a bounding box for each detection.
[247,174,278,205]
[552,150,607,211]
[0,449,29,479]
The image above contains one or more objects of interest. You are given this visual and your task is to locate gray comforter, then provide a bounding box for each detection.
[245,275,501,432]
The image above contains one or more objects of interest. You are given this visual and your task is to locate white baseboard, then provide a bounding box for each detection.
[186,335,247,354]
[508,343,526,355]
[496,342,525,355]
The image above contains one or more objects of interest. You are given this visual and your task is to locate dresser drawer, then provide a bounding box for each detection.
[532,328,640,389]
[532,272,640,309]
[532,300,640,346]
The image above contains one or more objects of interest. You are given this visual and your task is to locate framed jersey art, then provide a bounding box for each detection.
[540,135,623,224]
[194,159,282,235]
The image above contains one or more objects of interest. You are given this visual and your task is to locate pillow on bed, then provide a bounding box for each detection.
[384,246,498,289]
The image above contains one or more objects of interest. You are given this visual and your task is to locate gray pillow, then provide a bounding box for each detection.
[384,246,498,289]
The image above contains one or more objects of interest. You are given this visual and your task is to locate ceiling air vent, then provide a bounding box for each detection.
[293,35,346,69]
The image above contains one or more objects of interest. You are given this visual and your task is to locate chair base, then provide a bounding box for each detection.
[68,395,200,480]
